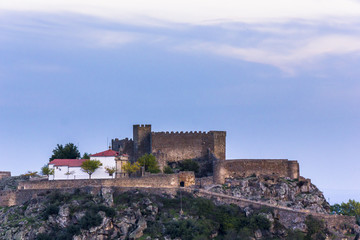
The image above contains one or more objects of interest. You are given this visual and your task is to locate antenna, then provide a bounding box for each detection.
[107,137,108,148]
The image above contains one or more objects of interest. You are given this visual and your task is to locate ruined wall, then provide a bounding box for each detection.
[151,131,226,170]
[0,171,11,180]
[213,159,300,184]
[17,172,195,191]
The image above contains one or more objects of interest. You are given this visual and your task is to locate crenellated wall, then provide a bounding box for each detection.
[151,130,226,170]
[213,159,300,184]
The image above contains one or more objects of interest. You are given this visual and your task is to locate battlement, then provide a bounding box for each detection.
[134,124,151,128]
[151,131,211,136]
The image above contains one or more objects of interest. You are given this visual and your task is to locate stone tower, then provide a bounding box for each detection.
[133,124,152,160]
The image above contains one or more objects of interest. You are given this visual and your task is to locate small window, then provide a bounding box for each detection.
[180,181,185,187]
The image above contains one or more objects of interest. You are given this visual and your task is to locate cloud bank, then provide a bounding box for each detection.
[1,1,360,73]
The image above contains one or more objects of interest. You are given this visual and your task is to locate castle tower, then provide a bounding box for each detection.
[133,124,152,160]
[209,131,226,160]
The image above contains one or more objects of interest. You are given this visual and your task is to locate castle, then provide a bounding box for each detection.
[112,124,300,183]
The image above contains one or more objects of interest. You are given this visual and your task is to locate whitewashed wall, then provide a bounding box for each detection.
[90,156,116,179]
[49,156,117,180]
[49,165,89,180]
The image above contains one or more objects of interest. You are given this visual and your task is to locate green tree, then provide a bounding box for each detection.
[41,165,54,177]
[137,154,160,173]
[49,143,80,161]
[82,152,91,159]
[331,199,360,216]
[123,162,140,174]
[179,159,199,173]
[81,160,102,179]
[22,171,38,177]
[105,166,116,177]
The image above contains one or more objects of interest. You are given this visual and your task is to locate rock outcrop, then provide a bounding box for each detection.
[208,175,330,214]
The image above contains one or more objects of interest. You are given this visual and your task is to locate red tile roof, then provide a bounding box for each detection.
[90,149,119,157]
[49,159,87,167]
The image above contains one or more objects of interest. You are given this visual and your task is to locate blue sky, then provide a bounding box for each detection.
[1,1,360,203]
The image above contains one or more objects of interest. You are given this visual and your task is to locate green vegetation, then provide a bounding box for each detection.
[123,161,141,174]
[304,215,327,240]
[331,199,360,217]
[21,171,38,177]
[82,152,90,159]
[164,165,174,174]
[104,166,116,176]
[41,165,54,177]
[80,159,102,179]
[137,154,161,173]
[179,159,199,173]
[49,143,81,161]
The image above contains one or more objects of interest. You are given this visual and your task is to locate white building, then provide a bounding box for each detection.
[49,159,89,180]
[49,148,119,180]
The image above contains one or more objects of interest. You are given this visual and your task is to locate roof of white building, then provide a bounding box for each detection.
[49,159,87,167]
[91,149,119,157]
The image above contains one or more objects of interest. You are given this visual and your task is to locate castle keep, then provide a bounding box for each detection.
[112,124,299,183]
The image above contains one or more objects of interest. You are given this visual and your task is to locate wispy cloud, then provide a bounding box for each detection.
[1,1,360,73]
[1,0,360,25]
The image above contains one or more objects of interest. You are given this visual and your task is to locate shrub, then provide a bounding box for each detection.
[80,210,103,230]
[305,215,326,240]
[43,204,59,220]
[164,166,174,174]
[137,154,161,173]
[179,159,199,173]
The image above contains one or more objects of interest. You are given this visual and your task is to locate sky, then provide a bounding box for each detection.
[0,0,360,204]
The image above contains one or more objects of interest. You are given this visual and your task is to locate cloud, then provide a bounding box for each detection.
[1,0,360,26]
[2,2,360,73]
[174,33,360,73]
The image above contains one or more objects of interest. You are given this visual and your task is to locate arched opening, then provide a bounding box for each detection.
[180,181,185,187]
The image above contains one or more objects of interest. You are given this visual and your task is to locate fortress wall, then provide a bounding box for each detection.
[213,159,300,184]
[17,172,195,191]
[151,131,226,170]
[0,171,11,180]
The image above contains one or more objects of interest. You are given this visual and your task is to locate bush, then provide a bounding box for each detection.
[80,210,103,230]
[137,154,161,173]
[43,204,59,220]
[305,215,326,240]
[164,166,174,174]
[179,159,199,173]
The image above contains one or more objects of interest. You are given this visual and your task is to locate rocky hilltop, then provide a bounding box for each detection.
[207,175,330,214]
[0,185,359,240]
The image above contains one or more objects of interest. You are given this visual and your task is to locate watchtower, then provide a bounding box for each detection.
[133,124,152,160]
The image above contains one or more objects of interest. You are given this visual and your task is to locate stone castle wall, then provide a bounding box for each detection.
[213,159,300,184]
[0,171,11,180]
[151,131,226,170]
[17,172,195,191]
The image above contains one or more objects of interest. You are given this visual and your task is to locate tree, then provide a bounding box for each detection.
[49,143,80,161]
[137,154,160,173]
[41,165,54,177]
[179,159,199,173]
[105,166,116,177]
[22,171,38,177]
[82,152,91,159]
[81,160,102,179]
[123,162,140,174]
[331,199,360,216]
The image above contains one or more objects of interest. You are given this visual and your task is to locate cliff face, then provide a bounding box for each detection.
[208,175,330,214]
